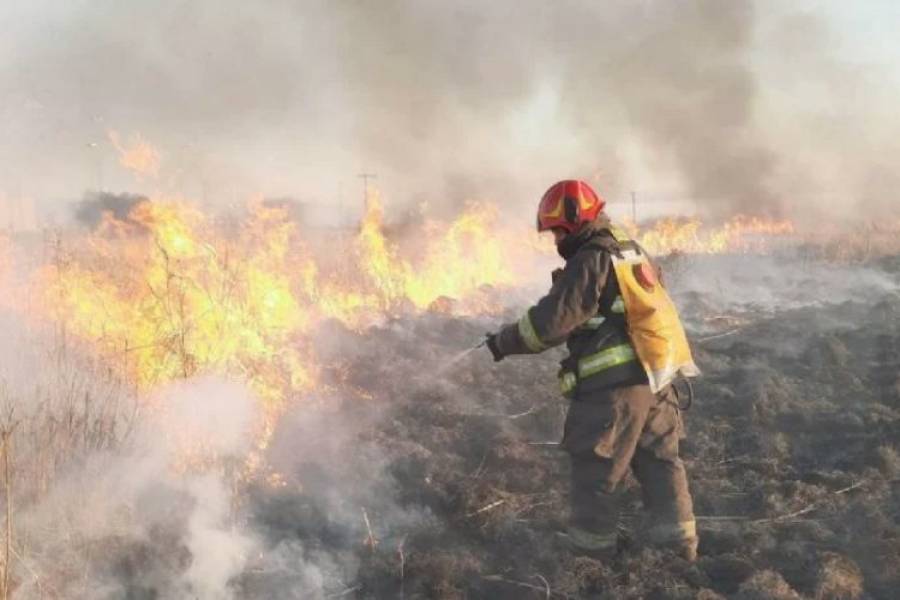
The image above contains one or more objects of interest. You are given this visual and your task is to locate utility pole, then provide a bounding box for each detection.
[631,191,637,224]
[358,172,377,215]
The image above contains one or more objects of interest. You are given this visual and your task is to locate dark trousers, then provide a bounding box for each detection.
[563,384,695,541]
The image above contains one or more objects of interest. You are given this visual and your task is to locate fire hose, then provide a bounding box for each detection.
[671,373,694,411]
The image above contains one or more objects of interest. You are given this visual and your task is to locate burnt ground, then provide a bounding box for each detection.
[52,254,899,599]
[253,254,900,598]
[228,254,900,599]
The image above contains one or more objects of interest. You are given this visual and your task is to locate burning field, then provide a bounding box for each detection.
[6,0,900,597]
[0,195,896,599]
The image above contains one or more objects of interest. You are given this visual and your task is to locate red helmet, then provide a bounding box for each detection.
[536,180,605,234]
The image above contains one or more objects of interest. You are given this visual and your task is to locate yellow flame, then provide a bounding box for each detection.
[624,215,795,255]
[37,196,800,415]
[405,202,514,310]
[31,202,800,405]
[28,192,529,473]
[352,191,516,316]
[37,201,315,405]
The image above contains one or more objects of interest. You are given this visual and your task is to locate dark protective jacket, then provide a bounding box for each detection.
[495,215,647,397]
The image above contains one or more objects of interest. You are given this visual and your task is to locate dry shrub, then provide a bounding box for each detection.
[695,590,728,600]
[404,549,481,599]
[800,222,900,263]
[554,555,613,596]
[0,349,136,504]
[814,553,863,600]
[0,329,138,597]
[702,553,755,594]
[873,445,900,479]
[820,336,852,369]
[734,569,802,600]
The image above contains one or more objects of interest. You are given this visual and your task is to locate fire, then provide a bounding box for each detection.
[25,192,528,471]
[108,130,162,180]
[32,198,798,409]
[293,191,520,326]
[407,202,515,309]
[37,200,316,406]
[26,203,801,405]
[354,191,516,315]
[21,185,802,476]
[625,215,796,255]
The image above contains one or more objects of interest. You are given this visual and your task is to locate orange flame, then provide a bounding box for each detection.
[28,204,801,404]
[108,130,162,180]
[354,191,516,315]
[26,193,532,471]
[38,201,316,403]
[20,190,809,477]
[624,215,796,255]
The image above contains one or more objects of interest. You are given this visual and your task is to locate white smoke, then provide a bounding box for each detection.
[665,253,900,335]
[1,1,898,222]
[11,375,260,599]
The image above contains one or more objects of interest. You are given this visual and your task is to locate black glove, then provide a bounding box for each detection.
[485,333,504,362]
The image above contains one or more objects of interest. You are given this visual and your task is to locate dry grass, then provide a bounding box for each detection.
[798,221,900,263]
[1,351,136,503]
[735,570,802,600]
[0,335,137,597]
[815,553,863,600]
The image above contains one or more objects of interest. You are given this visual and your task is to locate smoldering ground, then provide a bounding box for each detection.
[0,305,444,599]
[3,1,900,221]
[255,256,900,599]
[2,243,900,597]
[2,3,900,595]
[664,252,900,333]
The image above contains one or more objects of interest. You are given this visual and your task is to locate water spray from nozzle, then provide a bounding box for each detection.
[434,337,488,378]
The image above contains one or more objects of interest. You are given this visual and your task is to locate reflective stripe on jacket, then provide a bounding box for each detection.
[495,217,646,397]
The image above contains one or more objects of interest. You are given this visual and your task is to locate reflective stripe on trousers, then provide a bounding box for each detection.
[566,526,618,552]
[647,519,697,543]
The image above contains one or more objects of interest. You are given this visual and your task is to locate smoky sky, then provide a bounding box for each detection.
[1,0,898,222]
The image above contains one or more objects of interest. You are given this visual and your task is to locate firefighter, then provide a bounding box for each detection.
[486,180,699,561]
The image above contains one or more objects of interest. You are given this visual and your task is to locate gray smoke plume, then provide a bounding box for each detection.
[73,190,148,228]
[598,1,780,217]
[1,1,898,222]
